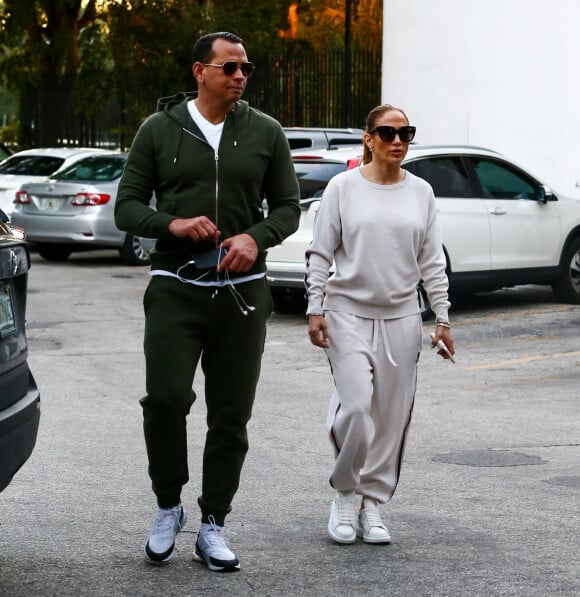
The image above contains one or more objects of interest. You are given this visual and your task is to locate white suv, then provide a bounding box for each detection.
[267,145,580,315]
[283,127,365,150]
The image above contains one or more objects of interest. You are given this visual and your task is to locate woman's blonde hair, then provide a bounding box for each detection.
[362,104,409,165]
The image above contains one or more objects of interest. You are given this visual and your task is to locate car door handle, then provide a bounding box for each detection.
[489,207,507,215]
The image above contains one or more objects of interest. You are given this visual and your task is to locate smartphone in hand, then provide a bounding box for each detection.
[193,247,228,269]
[429,332,455,363]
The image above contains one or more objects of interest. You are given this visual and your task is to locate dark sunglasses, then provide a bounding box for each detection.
[203,61,255,77]
[369,125,416,143]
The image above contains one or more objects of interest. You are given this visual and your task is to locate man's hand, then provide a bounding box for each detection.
[168,217,220,243]
[308,314,329,348]
[218,233,258,272]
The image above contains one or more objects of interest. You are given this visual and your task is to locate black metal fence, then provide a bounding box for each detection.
[245,48,381,130]
[59,47,381,149]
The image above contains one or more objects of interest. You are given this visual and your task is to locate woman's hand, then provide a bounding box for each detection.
[308,314,330,348]
[431,326,455,361]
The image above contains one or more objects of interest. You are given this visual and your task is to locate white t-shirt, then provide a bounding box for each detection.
[187,100,224,151]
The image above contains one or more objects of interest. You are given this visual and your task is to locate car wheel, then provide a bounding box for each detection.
[417,283,433,321]
[270,288,306,314]
[119,234,151,266]
[36,243,72,262]
[552,236,580,303]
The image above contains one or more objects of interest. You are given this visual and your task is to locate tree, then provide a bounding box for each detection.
[199,0,298,55]
[291,0,382,53]
[0,0,301,146]
[103,0,204,147]
[0,0,101,146]
[0,0,381,146]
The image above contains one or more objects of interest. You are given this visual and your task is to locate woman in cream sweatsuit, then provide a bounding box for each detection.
[306,104,454,545]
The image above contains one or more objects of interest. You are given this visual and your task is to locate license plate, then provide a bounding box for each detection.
[0,282,16,337]
[39,197,63,211]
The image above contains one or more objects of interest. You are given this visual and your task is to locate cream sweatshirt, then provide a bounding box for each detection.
[305,167,450,321]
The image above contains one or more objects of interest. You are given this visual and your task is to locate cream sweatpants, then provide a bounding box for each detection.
[324,310,423,503]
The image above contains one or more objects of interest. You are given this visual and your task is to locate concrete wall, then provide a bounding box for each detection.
[382,0,580,197]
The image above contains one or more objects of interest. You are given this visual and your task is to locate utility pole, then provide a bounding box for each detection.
[343,0,352,127]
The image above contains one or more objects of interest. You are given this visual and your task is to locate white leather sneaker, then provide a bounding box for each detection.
[327,490,358,544]
[357,505,391,544]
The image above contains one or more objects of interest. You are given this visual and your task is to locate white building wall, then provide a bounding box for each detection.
[382,0,580,197]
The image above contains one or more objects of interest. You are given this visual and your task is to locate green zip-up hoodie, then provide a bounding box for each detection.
[114,92,300,277]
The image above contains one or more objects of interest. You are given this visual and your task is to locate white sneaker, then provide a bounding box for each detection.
[193,516,240,572]
[357,505,391,544]
[328,490,357,544]
[145,504,187,562]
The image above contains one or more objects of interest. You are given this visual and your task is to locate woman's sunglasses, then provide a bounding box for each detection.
[203,61,255,77]
[369,125,416,143]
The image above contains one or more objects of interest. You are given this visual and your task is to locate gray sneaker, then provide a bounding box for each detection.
[144,504,187,563]
[193,516,240,572]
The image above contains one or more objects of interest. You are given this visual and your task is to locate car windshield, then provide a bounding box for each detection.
[54,156,127,182]
[293,161,347,198]
[0,155,64,175]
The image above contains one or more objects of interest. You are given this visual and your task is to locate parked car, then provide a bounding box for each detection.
[0,209,40,492]
[0,147,107,217]
[267,145,580,315]
[283,127,365,150]
[10,153,154,265]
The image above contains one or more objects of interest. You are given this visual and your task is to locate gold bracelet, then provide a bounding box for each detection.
[436,321,451,329]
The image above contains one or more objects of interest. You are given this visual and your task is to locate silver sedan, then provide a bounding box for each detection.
[11,153,154,265]
[0,146,107,217]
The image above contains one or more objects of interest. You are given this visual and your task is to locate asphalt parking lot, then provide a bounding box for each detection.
[0,251,578,596]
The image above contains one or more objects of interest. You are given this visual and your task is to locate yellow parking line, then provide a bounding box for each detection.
[461,376,561,390]
[453,305,575,326]
[467,351,580,370]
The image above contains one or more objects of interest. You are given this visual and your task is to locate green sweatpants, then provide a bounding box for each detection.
[141,275,272,525]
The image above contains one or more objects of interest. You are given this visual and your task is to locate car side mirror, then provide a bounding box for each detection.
[536,185,554,203]
[299,197,320,210]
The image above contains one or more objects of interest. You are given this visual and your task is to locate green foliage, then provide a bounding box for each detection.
[0,87,20,146]
[0,120,19,147]
[291,0,383,53]
[0,0,84,85]
[106,0,197,90]
[0,86,17,117]
[74,17,114,117]
[200,0,297,56]
[0,0,381,146]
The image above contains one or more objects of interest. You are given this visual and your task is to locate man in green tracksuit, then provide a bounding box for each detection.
[114,31,300,572]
